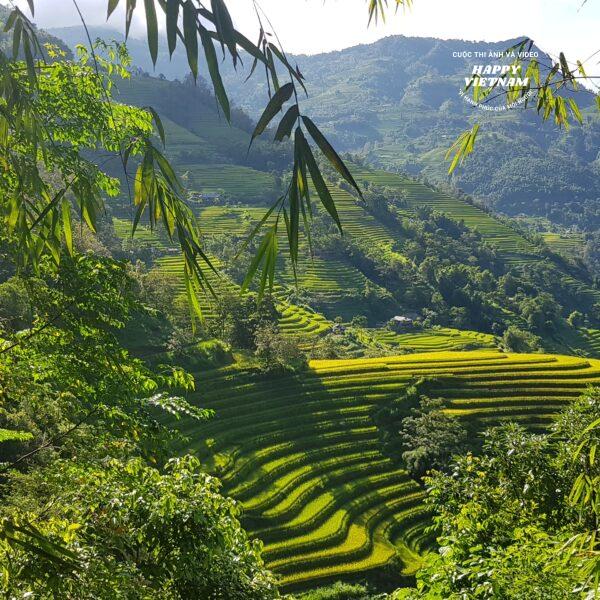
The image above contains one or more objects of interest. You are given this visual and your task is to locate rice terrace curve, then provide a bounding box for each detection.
[175,350,600,591]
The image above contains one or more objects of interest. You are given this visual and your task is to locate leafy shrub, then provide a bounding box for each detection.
[254,323,307,373]
[0,457,279,599]
[398,396,468,480]
[299,581,373,600]
[500,325,541,353]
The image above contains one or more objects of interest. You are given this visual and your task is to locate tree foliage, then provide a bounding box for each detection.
[0,456,279,599]
[407,389,600,599]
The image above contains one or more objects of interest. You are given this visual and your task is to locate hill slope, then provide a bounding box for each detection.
[176,350,600,591]
[217,36,600,231]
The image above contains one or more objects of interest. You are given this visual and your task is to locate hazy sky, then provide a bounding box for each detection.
[13,0,600,69]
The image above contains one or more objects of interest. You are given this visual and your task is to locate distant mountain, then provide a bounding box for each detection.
[48,27,600,230]
[0,5,72,58]
[217,35,600,231]
[49,25,190,80]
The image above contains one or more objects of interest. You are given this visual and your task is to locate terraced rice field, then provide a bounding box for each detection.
[353,168,539,260]
[196,206,372,302]
[113,215,332,337]
[369,327,496,352]
[115,77,250,159]
[179,350,600,591]
[582,329,600,355]
[280,257,368,298]
[351,168,600,309]
[154,254,331,338]
[113,218,172,250]
[181,164,278,201]
[327,188,399,247]
[542,232,584,258]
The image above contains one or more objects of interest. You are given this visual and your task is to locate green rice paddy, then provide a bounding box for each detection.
[178,350,600,590]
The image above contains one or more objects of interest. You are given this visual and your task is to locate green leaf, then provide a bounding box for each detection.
[152,146,181,191]
[446,124,480,174]
[296,127,342,233]
[302,115,362,197]
[568,98,583,124]
[268,43,306,93]
[147,106,165,146]
[125,0,137,38]
[3,9,18,33]
[265,47,280,92]
[25,0,34,16]
[288,167,300,264]
[166,0,179,56]
[12,18,22,59]
[28,187,67,232]
[184,264,203,328]
[62,198,73,255]
[22,31,37,85]
[242,226,277,295]
[235,200,279,258]
[274,104,299,142]
[210,0,238,63]
[182,0,198,79]
[199,26,230,121]
[144,0,159,66]
[250,82,294,146]
[0,429,33,443]
[107,0,120,19]
[559,52,571,81]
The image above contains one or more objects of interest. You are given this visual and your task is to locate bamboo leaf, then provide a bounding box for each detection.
[125,0,137,39]
[153,148,180,189]
[182,0,198,78]
[288,167,299,263]
[266,47,280,92]
[22,31,37,85]
[166,0,179,56]
[268,43,306,93]
[144,0,159,66]
[199,26,230,121]
[235,200,279,258]
[241,227,273,293]
[250,82,294,146]
[3,9,18,32]
[274,104,299,142]
[559,52,571,81]
[446,124,479,174]
[296,127,342,233]
[184,264,203,328]
[12,18,22,59]
[210,0,237,63]
[62,198,73,255]
[107,0,120,19]
[147,106,166,147]
[568,98,583,124]
[29,187,66,232]
[302,115,362,196]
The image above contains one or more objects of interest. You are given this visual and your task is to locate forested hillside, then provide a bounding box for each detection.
[54,26,600,266]
[86,69,600,361]
[217,36,600,231]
